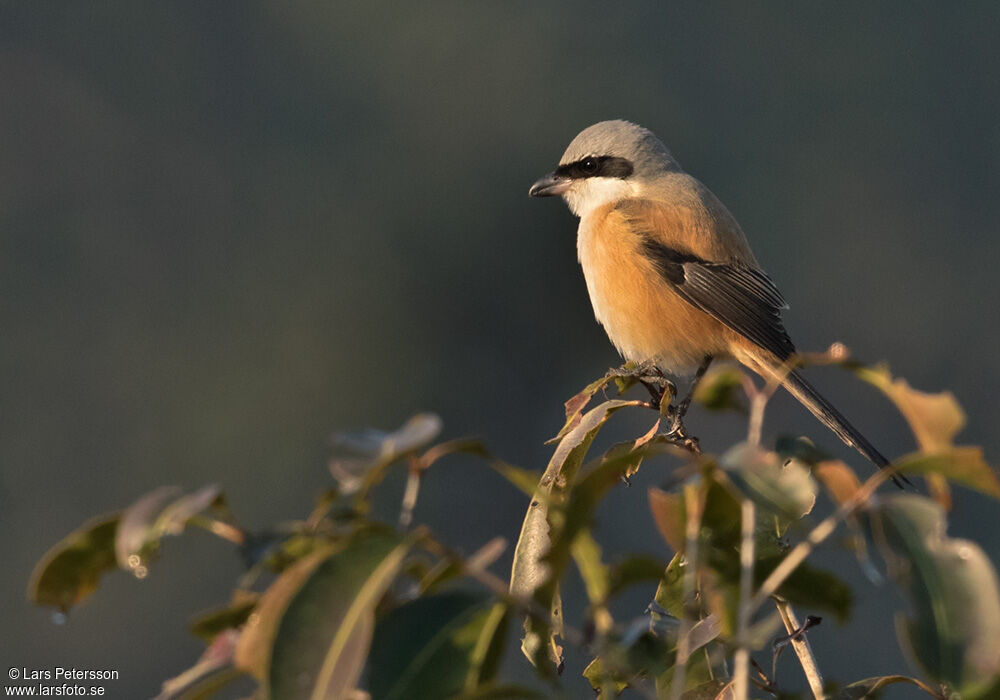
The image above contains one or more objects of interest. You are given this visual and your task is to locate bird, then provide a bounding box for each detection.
[529,119,896,479]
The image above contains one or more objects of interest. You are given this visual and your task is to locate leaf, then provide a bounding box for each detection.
[548,374,627,445]
[115,484,224,572]
[606,554,668,601]
[236,530,414,700]
[775,435,833,465]
[873,495,1000,697]
[235,547,336,680]
[814,460,862,505]
[570,530,610,605]
[510,399,642,672]
[653,553,687,619]
[896,448,1000,500]
[681,680,732,700]
[27,514,119,612]
[831,674,938,700]
[721,443,817,522]
[332,413,443,458]
[693,365,748,413]
[582,657,629,697]
[368,592,508,700]
[855,365,965,452]
[490,462,549,500]
[764,560,853,624]
[651,477,852,624]
[115,486,183,568]
[154,629,244,700]
[654,645,717,697]
[334,414,443,499]
[416,438,490,471]
[270,531,414,700]
[189,593,259,644]
[649,488,685,553]
[854,364,976,507]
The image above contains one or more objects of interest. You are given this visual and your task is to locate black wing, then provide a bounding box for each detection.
[640,238,796,361]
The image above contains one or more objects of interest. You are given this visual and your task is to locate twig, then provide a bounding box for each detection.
[670,483,705,700]
[733,498,756,700]
[188,515,247,546]
[774,599,824,699]
[398,458,422,530]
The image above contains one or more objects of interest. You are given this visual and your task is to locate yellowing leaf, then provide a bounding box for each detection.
[855,365,965,451]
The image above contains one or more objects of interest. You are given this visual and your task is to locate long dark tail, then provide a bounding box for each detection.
[782,370,905,487]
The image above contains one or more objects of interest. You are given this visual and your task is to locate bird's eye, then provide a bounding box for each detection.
[581,157,598,175]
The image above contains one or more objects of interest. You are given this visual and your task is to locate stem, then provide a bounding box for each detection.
[775,599,824,699]
[188,515,247,546]
[670,483,705,700]
[733,499,756,700]
[398,467,421,530]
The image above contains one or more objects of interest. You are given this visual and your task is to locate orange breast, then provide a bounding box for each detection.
[576,202,738,375]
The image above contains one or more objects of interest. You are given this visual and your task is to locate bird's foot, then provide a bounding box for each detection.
[606,361,676,409]
[662,407,701,455]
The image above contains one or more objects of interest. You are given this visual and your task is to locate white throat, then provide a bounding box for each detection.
[562,177,637,217]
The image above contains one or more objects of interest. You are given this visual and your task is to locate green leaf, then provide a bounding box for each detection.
[761,559,853,624]
[153,630,245,700]
[235,546,337,681]
[570,530,610,605]
[236,530,414,700]
[896,448,1000,500]
[654,645,717,697]
[606,554,668,601]
[188,593,259,644]
[873,495,1000,697]
[28,514,119,612]
[650,475,851,625]
[653,553,686,619]
[775,435,833,465]
[722,442,817,523]
[368,592,508,700]
[115,484,224,573]
[692,364,748,413]
[682,680,734,700]
[510,399,642,672]
[582,657,629,697]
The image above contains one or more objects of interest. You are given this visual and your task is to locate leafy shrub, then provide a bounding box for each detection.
[28,352,1000,699]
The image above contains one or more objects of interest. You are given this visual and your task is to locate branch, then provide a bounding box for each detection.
[733,498,756,700]
[774,599,825,699]
[670,483,705,700]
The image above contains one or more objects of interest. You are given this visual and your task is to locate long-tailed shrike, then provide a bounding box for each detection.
[530,119,893,477]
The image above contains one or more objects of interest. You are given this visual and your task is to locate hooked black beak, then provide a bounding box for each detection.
[528,172,571,198]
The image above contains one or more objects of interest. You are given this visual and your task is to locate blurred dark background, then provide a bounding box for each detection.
[2,3,999,697]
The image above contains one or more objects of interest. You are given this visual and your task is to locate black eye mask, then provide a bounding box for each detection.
[554,155,634,180]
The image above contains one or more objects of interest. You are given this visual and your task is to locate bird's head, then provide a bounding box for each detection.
[529,120,680,217]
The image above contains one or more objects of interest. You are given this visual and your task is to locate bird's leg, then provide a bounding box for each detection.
[606,361,675,409]
[665,356,713,438]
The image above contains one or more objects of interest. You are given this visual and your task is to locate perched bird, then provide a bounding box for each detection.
[529,119,894,476]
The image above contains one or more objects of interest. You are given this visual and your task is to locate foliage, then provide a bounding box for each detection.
[27,354,1000,699]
